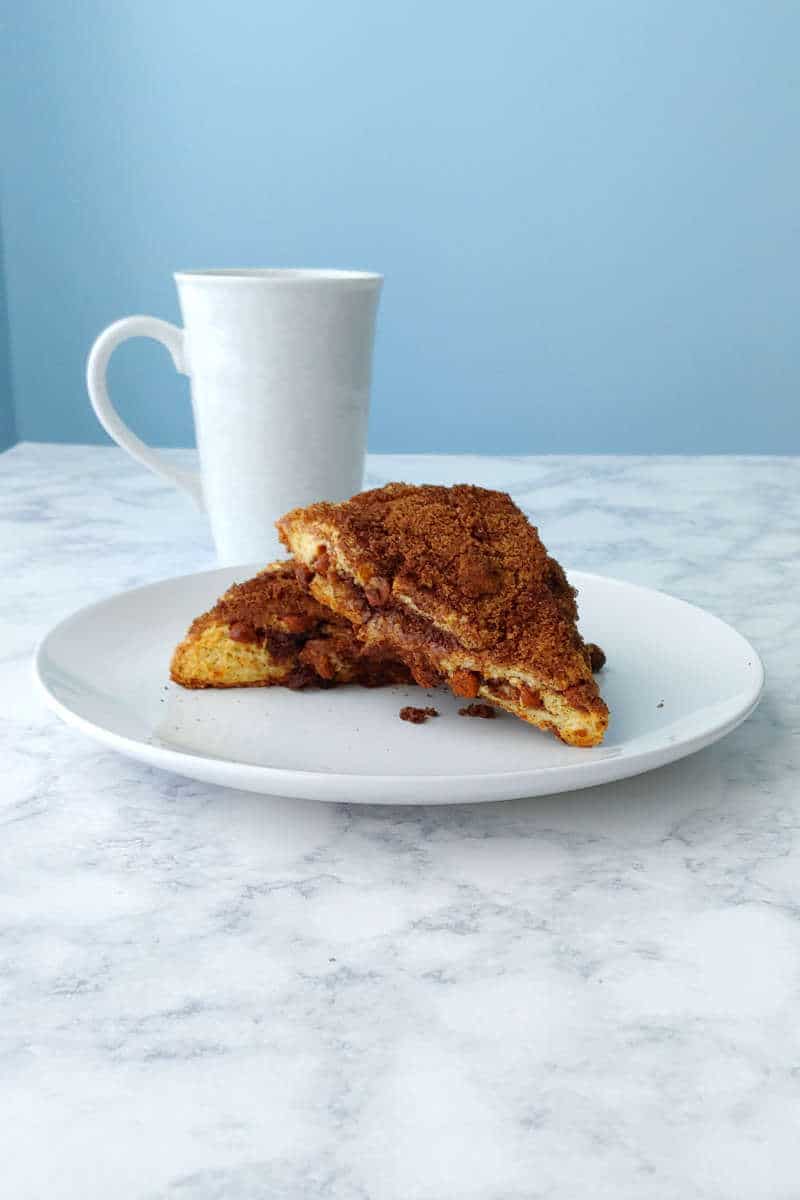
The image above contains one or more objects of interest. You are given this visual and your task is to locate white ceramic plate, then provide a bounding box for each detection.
[35,566,764,805]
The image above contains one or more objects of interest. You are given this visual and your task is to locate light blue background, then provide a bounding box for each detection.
[0,230,13,450]
[1,0,797,454]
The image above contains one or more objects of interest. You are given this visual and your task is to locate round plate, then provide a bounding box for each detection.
[34,566,764,805]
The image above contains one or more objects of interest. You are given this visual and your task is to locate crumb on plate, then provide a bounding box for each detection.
[458,703,497,719]
[399,705,439,724]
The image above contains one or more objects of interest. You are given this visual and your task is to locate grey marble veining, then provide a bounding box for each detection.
[1,443,799,1200]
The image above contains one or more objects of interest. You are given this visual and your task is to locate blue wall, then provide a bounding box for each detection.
[1,0,798,453]
[0,216,15,451]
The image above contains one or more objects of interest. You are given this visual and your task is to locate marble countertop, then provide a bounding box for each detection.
[3,443,799,1200]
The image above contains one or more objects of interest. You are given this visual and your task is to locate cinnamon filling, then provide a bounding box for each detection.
[228,620,259,644]
[365,575,391,607]
[293,562,314,588]
[225,596,409,690]
[316,565,563,717]
[226,618,321,669]
[262,628,305,662]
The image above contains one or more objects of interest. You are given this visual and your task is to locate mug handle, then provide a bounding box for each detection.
[86,315,204,508]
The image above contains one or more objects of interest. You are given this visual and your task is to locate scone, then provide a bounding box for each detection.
[170,561,412,690]
[277,483,609,745]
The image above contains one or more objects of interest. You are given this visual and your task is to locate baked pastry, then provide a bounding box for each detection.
[278,483,609,745]
[170,561,412,690]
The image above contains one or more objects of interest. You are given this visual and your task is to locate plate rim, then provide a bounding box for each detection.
[33,566,766,800]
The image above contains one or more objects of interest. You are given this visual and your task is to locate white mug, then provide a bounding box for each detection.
[87,268,383,564]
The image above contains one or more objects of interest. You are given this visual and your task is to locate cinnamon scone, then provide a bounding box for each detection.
[278,484,609,745]
[170,561,412,690]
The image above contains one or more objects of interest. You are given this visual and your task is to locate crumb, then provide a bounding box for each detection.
[399,705,439,724]
[586,642,606,672]
[458,703,497,719]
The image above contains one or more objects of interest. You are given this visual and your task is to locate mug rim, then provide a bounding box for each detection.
[174,267,382,285]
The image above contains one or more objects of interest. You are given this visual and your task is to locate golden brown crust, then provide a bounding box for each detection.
[170,561,411,690]
[278,484,609,745]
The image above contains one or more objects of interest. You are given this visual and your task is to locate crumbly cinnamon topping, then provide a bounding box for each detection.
[189,563,332,638]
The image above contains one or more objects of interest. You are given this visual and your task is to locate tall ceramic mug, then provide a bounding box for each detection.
[87,268,383,564]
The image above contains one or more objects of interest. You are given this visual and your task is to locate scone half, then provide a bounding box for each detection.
[171,561,411,690]
[278,484,609,746]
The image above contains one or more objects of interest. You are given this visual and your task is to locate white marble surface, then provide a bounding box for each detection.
[2,443,799,1200]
